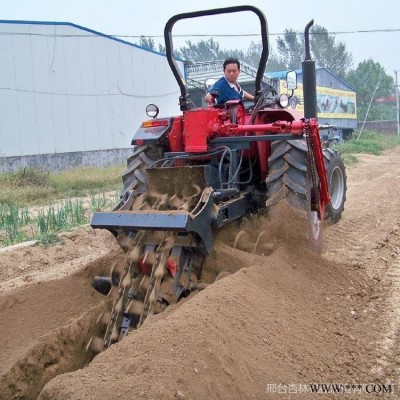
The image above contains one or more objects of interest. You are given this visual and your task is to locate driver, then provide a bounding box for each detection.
[205,58,255,105]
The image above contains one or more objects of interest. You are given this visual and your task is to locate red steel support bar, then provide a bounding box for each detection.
[217,118,330,217]
[306,119,330,216]
[218,120,307,135]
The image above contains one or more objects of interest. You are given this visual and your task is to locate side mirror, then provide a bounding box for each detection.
[205,78,216,92]
[286,71,297,90]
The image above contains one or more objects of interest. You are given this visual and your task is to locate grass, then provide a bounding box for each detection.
[0,193,120,247]
[336,131,400,161]
[36,199,87,235]
[38,232,64,246]
[0,165,124,246]
[50,165,124,194]
[340,154,359,166]
[0,165,124,207]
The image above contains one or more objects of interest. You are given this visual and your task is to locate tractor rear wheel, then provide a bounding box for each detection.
[266,139,323,253]
[121,145,163,196]
[323,148,346,223]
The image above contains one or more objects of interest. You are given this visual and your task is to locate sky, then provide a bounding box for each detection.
[1,0,399,79]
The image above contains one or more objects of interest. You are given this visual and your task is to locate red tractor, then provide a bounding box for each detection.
[87,6,346,353]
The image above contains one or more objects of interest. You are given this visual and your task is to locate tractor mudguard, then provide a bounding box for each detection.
[131,118,172,144]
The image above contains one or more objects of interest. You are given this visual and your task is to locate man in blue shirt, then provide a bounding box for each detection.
[205,58,255,105]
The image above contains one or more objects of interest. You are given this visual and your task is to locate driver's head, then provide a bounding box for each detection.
[223,58,240,84]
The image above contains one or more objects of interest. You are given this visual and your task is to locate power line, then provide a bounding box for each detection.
[116,28,400,38]
[0,28,399,39]
[0,86,180,98]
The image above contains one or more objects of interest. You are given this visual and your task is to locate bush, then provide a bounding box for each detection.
[337,130,400,157]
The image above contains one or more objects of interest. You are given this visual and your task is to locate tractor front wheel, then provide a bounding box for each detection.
[266,139,323,253]
[324,148,347,223]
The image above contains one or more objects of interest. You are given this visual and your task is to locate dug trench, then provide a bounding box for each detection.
[0,147,399,399]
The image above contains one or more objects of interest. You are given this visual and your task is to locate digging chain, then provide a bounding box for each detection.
[88,188,202,353]
[100,229,176,350]
[103,228,176,349]
[305,124,319,210]
[102,231,146,348]
[138,231,176,328]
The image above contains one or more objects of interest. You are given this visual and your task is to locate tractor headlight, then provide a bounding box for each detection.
[146,104,160,118]
[278,94,289,108]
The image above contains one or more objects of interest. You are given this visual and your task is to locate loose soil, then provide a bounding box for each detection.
[0,148,399,400]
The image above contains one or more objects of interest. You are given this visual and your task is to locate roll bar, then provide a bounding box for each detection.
[164,6,269,111]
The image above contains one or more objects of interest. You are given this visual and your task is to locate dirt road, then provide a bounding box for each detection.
[0,147,399,399]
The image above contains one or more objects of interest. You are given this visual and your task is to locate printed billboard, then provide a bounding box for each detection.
[279,81,357,119]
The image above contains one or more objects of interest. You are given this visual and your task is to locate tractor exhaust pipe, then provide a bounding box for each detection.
[302,19,317,119]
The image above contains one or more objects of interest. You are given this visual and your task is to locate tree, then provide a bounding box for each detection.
[178,38,228,62]
[347,59,395,121]
[241,41,285,72]
[276,29,304,70]
[265,49,286,73]
[136,36,156,51]
[174,38,285,74]
[136,36,171,57]
[275,25,352,79]
[138,34,284,73]
[310,26,352,79]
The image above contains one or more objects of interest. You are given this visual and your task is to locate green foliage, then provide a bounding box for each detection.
[179,38,229,62]
[0,197,97,246]
[310,26,352,79]
[265,49,286,72]
[276,29,304,70]
[340,154,358,165]
[337,131,400,159]
[137,36,157,51]
[358,103,397,122]
[0,187,58,207]
[37,233,63,246]
[0,204,30,228]
[0,168,49,188]
[49,166,122,194]
[241,41,285,71]
[89,191,110,211]
[139,24,351,80]
[36,199,87,235]
[359,130,400,148]
[0,189,122,247]
[275,25,352,78]
[337,139,382,156]
[147,35,285,71]
[0,165,123,207]
[0,204,31,246]
[0,165,123,246]
[347,59,395,121]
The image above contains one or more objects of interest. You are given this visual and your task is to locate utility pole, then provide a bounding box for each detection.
[358,76,383,140]
[395,70,400,138]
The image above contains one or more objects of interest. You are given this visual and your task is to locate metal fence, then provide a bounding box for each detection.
[357,120,397,134]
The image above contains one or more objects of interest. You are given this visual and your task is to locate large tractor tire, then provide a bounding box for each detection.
[266,139,323,253]
[121,145,163,196]
[323,148,346,223]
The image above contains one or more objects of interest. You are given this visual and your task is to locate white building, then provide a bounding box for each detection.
[0,20,184,172]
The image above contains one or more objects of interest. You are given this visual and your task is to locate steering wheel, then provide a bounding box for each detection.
[250,84,279,124]
[254,84,278,108]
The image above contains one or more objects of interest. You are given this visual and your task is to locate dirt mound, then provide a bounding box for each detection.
[0,227,118,295]
[1,147,400,399]
[0,230,119,400]
[38,243,379,400]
